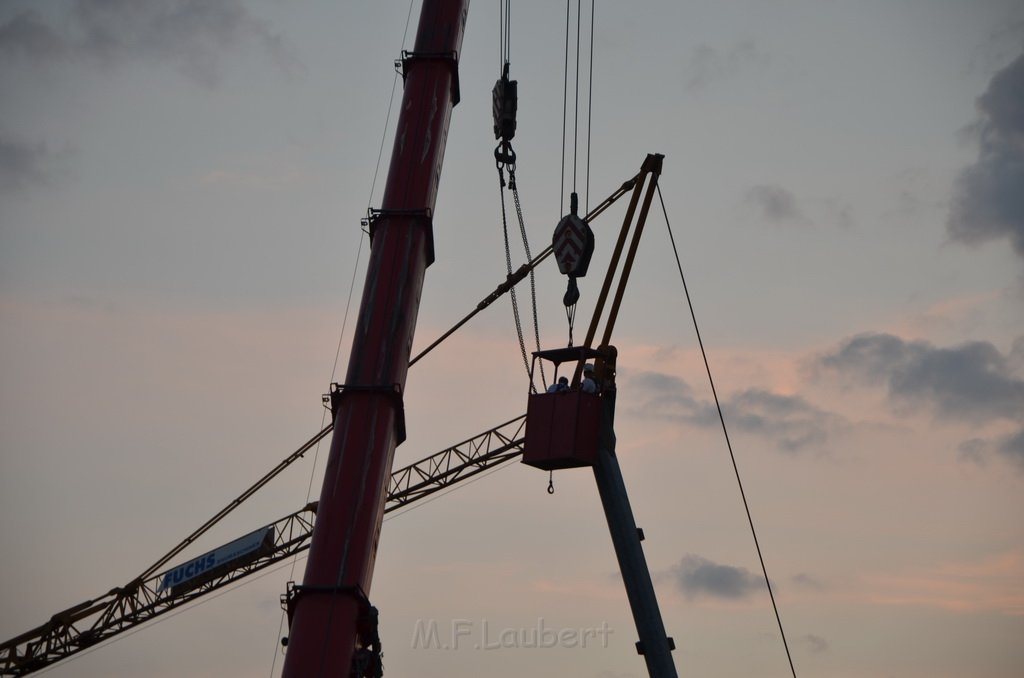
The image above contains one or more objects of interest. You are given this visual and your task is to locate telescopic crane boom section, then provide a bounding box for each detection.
[280,4,469,672]
[525,153,678,677]
[590,154,679,678]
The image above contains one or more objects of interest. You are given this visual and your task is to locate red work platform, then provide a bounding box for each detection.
[523,389,601,469]
[522,346,604,470]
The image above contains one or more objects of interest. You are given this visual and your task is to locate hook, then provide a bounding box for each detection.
[547,471,555,494]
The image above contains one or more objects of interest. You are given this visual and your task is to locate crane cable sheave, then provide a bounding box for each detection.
[493,61,518,168]
[553,192,595,307]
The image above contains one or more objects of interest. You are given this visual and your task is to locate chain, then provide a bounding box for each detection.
[498,167,532,384]
[509,168,545,386]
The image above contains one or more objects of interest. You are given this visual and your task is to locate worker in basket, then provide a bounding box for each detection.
[581,363,599,394]
[547,375,570,393]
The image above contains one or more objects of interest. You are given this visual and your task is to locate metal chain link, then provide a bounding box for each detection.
[509,168,546,386]
[498,168,532,384]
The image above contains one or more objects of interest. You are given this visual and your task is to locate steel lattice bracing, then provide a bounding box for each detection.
[0,415,525,676]
[387,414,525,509]
[0,508,317,677]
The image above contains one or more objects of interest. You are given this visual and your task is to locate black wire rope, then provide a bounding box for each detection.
[408,245,556,368]
[505,0,511,64]
[560,0,570,215]
[585,0,594,213]
[656,184,798,678]
[559,1,584,347]
[573,0,581,196]
[499,0,511,68]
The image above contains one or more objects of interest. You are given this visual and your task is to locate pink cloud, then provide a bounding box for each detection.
[865,551,1024,615]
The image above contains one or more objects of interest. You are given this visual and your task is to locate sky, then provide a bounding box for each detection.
[1,1,1023,677]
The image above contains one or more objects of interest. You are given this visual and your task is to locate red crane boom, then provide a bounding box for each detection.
[280,1,470,674]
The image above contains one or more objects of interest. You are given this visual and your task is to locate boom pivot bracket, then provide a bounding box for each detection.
[362,207,435,266]
[395,49,461,106]
[323,382,407,444]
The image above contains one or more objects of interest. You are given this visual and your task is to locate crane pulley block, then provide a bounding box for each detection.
[553,192,595,283]
[552,212,594,279]
[492,63,518,143]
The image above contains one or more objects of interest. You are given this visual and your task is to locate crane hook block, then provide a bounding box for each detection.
[563,277,580,307]
[552,212,595,279]
[492,64,518,142]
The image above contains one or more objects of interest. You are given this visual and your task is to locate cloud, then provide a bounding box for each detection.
[948,50,1024,261]
[999,428,1024,469]
[820,333,1024,470]
[0,10,66,60]
[199,165,308,191]
[0,0,301,86]
[867,551,1024,615]
[967,18,1024,76]
[626,371,840,452]
[725,389,838,452]
[625,370,709,420]
[958,437,990,466]
[798,633,829,654]
[744,184,808,225]
[791,572,825,590]
[0,133,67,194]
[671,554,763,600]
[819,333,1024,424]
[835,204,855,230]
[1010,335,1024,372]
[955,428,1024,472]
[684,39,771,91]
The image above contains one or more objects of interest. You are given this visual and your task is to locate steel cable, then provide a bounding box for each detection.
[573,0,580,196]
[560,0,570,215]
[656,184,798,678]
[585,0,594,213]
